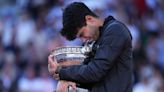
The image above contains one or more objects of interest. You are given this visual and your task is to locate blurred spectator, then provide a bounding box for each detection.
[18,65,57,92]
[15,10,35,48]
[0,51,17,92]
[17,65,39,92]
[35,66,57,92]
[0,42,5,68]
[126,18,140,49]
[145,0,158,10]
[142,10,160,35]
[155,0,164,31]
[146,34,158,64]
[133,65,163,92]
[156,32,164,74]
[32,16,49,63]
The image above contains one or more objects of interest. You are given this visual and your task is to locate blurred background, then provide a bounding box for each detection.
[0,0,164,92]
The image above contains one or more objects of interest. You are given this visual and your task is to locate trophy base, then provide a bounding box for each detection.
[68,86,89,92]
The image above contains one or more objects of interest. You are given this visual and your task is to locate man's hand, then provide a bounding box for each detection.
[56,80,76,92]
[48,55,59,80]
[48,54,81,80]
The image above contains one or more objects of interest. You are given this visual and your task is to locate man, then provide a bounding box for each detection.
[48,2,133,92]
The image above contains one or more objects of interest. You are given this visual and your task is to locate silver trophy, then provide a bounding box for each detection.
[51,41,95,92]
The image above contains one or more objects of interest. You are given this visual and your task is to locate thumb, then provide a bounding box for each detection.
[48,55,54,63]
[69,82,76,90]
[48,56,59,68]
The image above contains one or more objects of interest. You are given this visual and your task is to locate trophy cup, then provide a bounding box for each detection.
[51,46,88,92]
[51,40,95,92]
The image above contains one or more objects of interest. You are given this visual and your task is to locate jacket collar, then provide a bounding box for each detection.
[98,16,115,38]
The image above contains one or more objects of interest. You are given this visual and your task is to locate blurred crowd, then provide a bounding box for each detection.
[0,0,164,92]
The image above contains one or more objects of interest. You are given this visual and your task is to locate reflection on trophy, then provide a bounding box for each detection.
[51,40,95,65]
[51,40,95,92]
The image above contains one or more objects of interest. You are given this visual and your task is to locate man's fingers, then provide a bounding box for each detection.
[48,55,57,68]
[72,83,77,90]
[48,55,58,76]
[68,82,76,90]
[48,64,54,75]
[48,55,54,63]
[53,73,59,80]
[56,81,68,92]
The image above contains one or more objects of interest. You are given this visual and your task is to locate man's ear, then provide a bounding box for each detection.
[85,15,94,25]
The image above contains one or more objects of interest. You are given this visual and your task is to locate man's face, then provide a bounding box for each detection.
[76,25,99,43]
[76,16,100,43]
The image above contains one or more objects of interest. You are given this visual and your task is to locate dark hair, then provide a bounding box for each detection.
[60,2,98,40]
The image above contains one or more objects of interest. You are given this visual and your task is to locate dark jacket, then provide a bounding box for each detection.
[59,16,133,92]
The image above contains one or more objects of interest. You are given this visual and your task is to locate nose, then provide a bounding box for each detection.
[81,37,91,43]
[81,38,88,43]
[80,36,92,43]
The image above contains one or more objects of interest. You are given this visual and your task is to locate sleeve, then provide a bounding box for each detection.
[59,23,129,83]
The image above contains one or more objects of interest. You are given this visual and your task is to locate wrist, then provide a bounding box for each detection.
[55,65,62,74]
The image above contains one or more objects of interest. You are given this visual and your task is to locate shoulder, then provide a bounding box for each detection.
[103,20,132,39]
